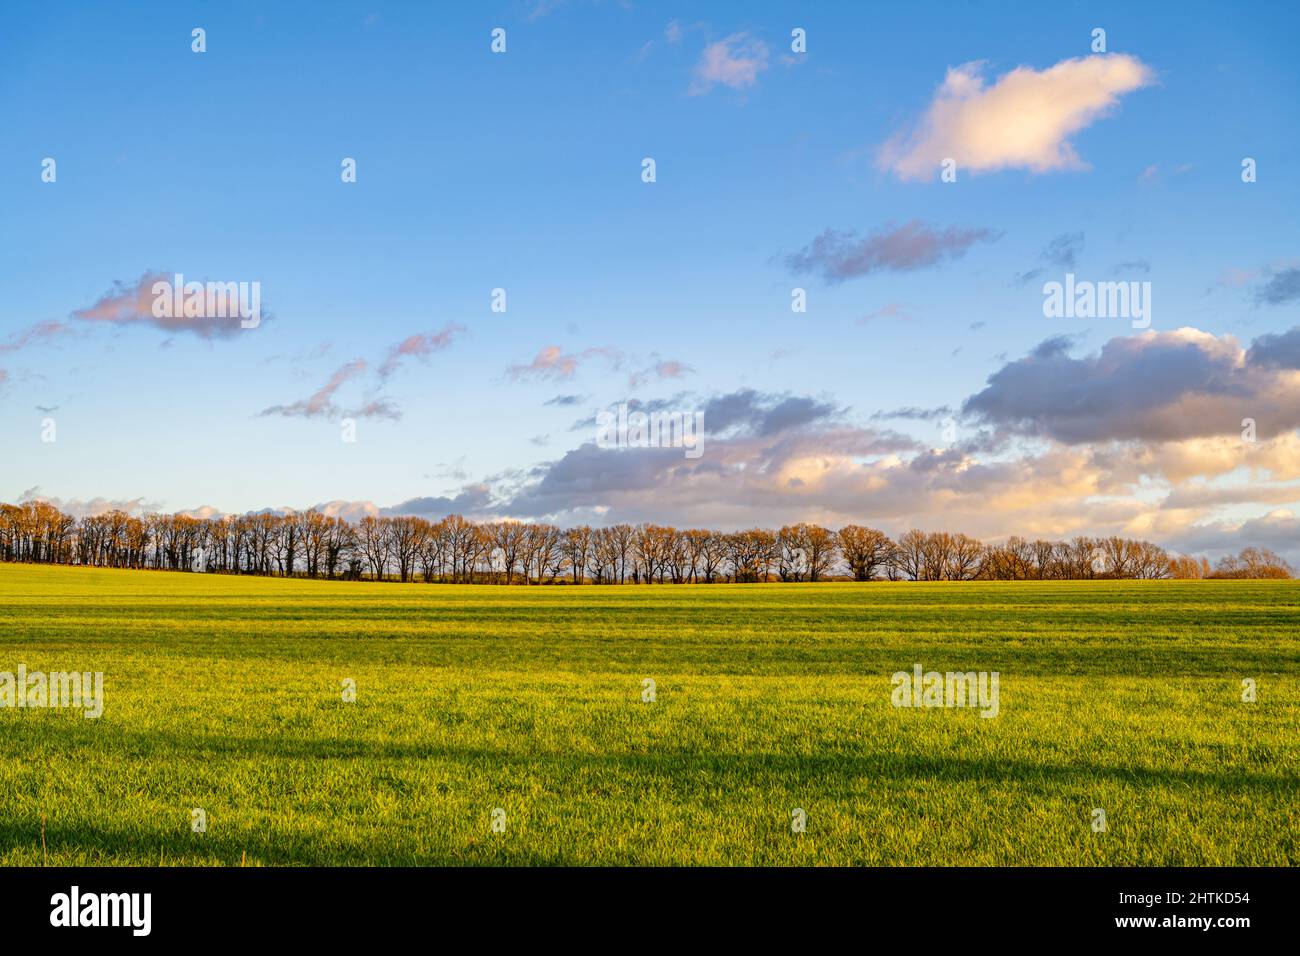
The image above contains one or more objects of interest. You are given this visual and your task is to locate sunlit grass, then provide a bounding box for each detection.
[1,564,1296,865]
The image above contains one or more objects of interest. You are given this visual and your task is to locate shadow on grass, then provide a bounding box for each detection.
[6,719,1295,793]
[2,722,1293,865]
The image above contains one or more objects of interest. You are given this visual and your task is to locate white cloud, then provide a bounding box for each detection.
[879,54,1154,181]
[16,489,159,518]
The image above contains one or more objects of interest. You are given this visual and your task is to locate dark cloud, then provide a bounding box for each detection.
[870,405,952,422]
[1165,511,1300,570]
[1256,267,1300,305]
[702,388,840,436]
[491,388,918,522]
[494,425,918,523]
[497,442,692,518]
[1030,335,1077,360]
[786,220,999,283]
[963,328,1300,444]
[1246,328,1300,370]
[544,394,585,407]
[380,484,493,518]
[568,394,691,431]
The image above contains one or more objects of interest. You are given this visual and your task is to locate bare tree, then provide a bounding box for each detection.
[489,521,526,585]
[837,525,893,581]
[357,515,390,580]
[563,526,591,584]
[4,498,1290,588]
[387,516,426,583]
[894,530,926,581]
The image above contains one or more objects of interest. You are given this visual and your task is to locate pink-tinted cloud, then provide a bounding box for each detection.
[0,320,70,353]
[378,323,466,379]
[512,346,578,380]
[259,360,399,420]
[508,345,624,382]
[690,32,770,95]
[628,358,695,388]
[72,272,261,338]
[858,303,911,325]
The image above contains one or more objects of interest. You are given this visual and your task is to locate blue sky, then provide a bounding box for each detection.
[2,0,1299,560]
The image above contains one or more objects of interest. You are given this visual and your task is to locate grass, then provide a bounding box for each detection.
[1,562,1296,866]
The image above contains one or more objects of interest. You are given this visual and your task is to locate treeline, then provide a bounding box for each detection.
[0,500,1292,583]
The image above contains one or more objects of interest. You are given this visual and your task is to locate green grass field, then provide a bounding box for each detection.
[1,563,1296,866]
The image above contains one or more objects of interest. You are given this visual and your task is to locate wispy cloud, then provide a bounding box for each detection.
[628,358,694,388]
[509,346,581,381]
[1015,231,1084,285]
[378,323,465,379]
[871,405,953,422]
[544,393,585,407]
[858,303,911,325]
[527,0,567,22]
[690,32,769,95]
[0,320,70,353]
[653,359,691,378]
[259,360,399,420]
[1113,259,1151,275]
[787,221,999,283]
[507,345,624,382]
[1139,162,1194,185]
